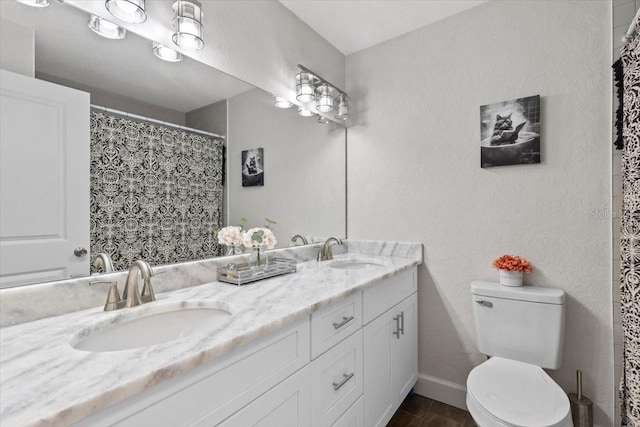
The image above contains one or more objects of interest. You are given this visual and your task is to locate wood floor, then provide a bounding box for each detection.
[387,393,477,427]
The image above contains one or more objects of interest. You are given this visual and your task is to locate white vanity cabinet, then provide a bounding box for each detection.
[74,318,311,427]
[72,267,418,427]
[362,269,418,427]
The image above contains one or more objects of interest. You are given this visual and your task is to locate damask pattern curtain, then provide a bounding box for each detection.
[89,111,224,272]
[620,18,640,427]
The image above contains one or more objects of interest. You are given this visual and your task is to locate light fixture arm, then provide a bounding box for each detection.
[297,64,348,97]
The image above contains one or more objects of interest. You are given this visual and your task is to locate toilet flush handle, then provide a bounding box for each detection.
[475,300,493,308]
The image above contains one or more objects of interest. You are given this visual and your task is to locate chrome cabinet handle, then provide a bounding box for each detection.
[476,300,493,308]
[393,315,401,339]
[399,311,405,336]
[74,247,88,257]
[332,372,354,391]
[333,315,354,330]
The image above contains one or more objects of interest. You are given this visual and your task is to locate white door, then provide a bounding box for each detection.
[0,69,89,288]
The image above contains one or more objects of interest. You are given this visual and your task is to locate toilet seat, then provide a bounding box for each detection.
[466,357,573,427]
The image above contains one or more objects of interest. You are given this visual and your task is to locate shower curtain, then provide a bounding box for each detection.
[89,111,225,272]
[620,17,640,427]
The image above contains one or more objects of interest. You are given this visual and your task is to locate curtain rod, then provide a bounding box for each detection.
[622,7,640,44]
[90,104,225,140]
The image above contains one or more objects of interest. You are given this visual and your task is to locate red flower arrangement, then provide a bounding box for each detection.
[492,255,532,273]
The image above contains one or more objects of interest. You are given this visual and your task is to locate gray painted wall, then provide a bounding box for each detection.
[0,18,34,77]
[346,1,613,425]
[227,88,345,246]
[37,72,186,125]
[186,100,228,136]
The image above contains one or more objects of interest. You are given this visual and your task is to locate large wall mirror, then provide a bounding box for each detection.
[0,0,346,288]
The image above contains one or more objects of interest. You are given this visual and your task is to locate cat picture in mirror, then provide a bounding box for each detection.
[242,148,265,187]
[480,95,541,168]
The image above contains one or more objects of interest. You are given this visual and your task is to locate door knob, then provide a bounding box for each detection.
[74,247,88,257]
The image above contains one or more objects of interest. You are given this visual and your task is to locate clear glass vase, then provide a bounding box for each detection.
[225,244,243,256]
[249,246,268,268]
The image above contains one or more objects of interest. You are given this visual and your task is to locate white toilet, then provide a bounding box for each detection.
[466,281,573,427]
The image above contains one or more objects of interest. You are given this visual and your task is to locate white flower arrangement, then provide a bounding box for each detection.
[242,227,277,249]
[216,225,243,247]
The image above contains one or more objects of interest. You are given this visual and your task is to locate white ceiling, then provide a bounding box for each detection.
[279,0,487,55]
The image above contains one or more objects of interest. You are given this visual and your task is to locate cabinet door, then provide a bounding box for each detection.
[331,396,364,427]
[363,308,395,427]
[391,293,418,405]
[217,366,310,427]
[363,292,418,427]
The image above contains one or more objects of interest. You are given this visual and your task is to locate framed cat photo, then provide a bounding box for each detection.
[242,148,264,187]
[480,95,541,168]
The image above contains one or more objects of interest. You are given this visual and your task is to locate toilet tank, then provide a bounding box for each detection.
[471,281,566,369]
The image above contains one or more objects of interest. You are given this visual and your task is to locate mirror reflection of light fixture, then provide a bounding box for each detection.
[105,0,147,24]
[172,0,204,51]
[296,72,315,103]
[16,0,49,7]
[297,65,351,123]
[88,15,126,39]
[273,96,293,109]
[315,84,335,113]
[298,107,314,117]
[335,93,351,120]
[152,42,183,62]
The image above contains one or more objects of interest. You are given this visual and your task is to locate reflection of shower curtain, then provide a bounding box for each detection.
[90,111,224,272]
[620,18,640,427]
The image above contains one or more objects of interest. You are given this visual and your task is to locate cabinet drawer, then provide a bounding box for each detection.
[363,268,416,324]
[76,318,310,427]
[311,292,362,359]
[331,396,364,427]
[310,329,363,427]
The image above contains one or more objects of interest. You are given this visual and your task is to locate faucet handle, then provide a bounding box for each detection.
[140,266,162,303]
[104,282,123,311]
[90,281,123,311]
[141,277,156,303]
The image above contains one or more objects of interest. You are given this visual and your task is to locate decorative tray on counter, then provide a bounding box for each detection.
[217,257,297,285]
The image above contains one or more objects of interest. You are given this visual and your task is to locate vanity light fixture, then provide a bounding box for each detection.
[315,84,335,113]
[317,116,331,124]
[88,15,126,40]
[297,64,351,121]
[295,72,316,103]
[172,0,204,51]
[297,107,314,117]
[16,0,49,7]
[273,96,293,109]
[335,93,351,120]
[152,42,183,62]
[105,0,147,24]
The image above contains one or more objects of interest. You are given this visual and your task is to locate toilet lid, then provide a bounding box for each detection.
[467,357,570,427]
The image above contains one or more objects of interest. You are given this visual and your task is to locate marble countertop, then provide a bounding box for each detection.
[0,251,421,427]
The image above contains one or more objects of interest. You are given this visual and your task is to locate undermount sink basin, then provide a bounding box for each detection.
[71,300,233,352]
[330,260,384,270]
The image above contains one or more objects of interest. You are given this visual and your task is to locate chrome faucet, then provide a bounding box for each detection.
[93,252,115,273]
[317,237,343,261]
[123,260,155,308]
[90,260,155,311]
[291,234,309,246]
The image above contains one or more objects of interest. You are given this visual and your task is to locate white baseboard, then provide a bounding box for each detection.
[413,373,468,411]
